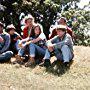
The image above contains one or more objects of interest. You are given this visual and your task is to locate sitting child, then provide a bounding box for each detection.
[14,24,47,67]
[6,24,22,54]
[40,25,74,67]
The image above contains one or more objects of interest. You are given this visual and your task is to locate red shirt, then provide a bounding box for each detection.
[23,26,34,39]
[23,26,29,39]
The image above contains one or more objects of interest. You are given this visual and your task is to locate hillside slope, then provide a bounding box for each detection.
[0,46,90,90]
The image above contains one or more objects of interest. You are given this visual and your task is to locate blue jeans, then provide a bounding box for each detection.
[18,40,29,56]
[29,43,46,57]
[18,46,27,56]
[0,51,13,62]
[18,43,46,58]
[44,45,74,63]
[15,39,21,51]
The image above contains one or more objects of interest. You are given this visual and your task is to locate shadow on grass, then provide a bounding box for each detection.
[46,60,74,76]
[0,55,74,76]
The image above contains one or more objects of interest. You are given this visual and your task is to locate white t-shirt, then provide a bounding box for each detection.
[20,33,46,43]
[39,33,46,40]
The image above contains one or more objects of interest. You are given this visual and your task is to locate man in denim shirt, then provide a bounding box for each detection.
[0,22,13,62]
[40,25,74,67]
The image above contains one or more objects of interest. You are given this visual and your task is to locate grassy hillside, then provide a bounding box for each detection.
[0,46,90,90]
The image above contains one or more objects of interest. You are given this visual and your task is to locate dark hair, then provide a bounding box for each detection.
[6,28,15,32]
[31,25,41,37]
[57,28,66,31]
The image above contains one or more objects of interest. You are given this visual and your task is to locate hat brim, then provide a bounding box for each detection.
[56,28,66,31]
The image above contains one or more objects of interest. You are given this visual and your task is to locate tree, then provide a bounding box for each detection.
[61,7,90,46]
[0,0,79,39]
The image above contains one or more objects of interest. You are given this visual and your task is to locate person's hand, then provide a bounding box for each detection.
[26,41,31,45]
[48,44,54,52]
[14,36,19,41]
[18,42,24,48]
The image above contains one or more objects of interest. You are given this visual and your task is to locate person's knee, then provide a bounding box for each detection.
[6,51,13,57]
[62,45,69,48]
[29,43,35,47]
[0,51,13,62]
[61,45,69,50]
[61,45,70,53]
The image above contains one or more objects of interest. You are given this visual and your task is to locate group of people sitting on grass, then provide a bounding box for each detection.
[0,14,74,68]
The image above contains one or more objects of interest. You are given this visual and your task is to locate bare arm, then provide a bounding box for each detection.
[31,33,46,43]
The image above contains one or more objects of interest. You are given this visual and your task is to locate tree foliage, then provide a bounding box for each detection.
[61,8,90,46]
[0,0,90,45]
[0,0,79,36]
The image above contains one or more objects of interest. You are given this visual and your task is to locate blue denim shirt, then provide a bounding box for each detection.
[0,33,10,53]
[47,33,73,52]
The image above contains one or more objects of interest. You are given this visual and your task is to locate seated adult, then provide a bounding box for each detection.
[49,17,73,39]
[0,22,13,62]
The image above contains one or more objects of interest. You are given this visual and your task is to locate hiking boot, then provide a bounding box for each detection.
[69,60,74,66]
[15,55,22,60]
[12,55,24,65]
[25,61,35,67]
[25,57,35,67]
[13,60,24,65]
[63,62,70,67]
[39,60,45,67]
[63,59,74,68]
[39,59,51,68]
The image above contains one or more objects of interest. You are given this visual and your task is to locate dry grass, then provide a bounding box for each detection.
[0,46,90,90]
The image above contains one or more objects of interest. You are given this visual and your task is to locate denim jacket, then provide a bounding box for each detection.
[0,32,10,53]
[47,33,73,52]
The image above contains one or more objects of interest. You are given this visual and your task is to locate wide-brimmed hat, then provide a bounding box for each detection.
[6,24,16,30]
[57,17,67,23]
[52,25,67,31]
[0,22,4,27]
[24,14,34,23]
